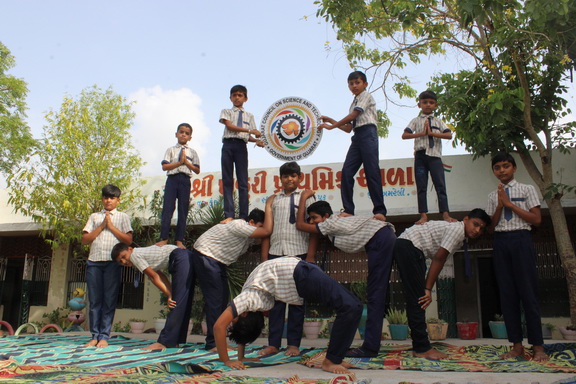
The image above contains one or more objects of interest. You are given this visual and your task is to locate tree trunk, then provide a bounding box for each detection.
[546,197,576,325]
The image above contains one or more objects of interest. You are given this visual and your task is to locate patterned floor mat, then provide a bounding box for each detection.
[300,342,576,373]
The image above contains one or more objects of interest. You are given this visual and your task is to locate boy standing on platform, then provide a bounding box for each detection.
[402,90,455,225]
[259,161,318,357]
[156,123,200,249]
[319,71,386,220]
[295,191,396,358]
[219,85,264,222]
[394,209,491,359]
[487,152,548,361]
[82,184,133,348]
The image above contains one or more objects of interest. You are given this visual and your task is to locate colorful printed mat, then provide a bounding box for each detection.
[301,342,576,373]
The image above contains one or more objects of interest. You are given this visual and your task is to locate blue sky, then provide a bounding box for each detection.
[2,1,574,180]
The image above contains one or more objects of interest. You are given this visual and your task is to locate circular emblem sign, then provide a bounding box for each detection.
[260,97,322,161]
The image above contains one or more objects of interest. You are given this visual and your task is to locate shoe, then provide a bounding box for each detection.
[345,346,378,357]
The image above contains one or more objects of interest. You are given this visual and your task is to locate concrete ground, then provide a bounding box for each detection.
[118,331,576,384]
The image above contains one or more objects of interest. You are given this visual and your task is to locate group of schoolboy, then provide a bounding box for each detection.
[81,71,548,374]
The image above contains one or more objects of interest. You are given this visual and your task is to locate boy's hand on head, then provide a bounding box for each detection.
[301,189,315,200]
[225,360,246,370]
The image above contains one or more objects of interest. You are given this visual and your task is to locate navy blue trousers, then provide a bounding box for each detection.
[414,150,449,214]
[267,254,306,348]
[493,230,544,346]
[86,260,121,341]
[158,249,194,347]
[361,226,397,353]
[341,124,386,216]
[160,173,191,242]
[221,139,249,220]
[393,238,431,353]
[294,261,362,364]
[190,249,229,350]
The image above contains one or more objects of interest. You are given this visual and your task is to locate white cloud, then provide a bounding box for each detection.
[129,87,211,176]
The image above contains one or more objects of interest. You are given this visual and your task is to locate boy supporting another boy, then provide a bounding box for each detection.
[402,90,455,225]
[82,184,133,348]
[260,161,318,357]
[394,209,491,359]
[487,153,548,361]
[157,123,200,249]
[191,204,273,351]
[319,70,386,220]
[213,257,362,374]
[219,84,264,222]
[295,190,396,357]
[112,243,192,349]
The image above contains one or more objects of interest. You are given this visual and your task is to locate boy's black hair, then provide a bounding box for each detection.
[418,90,437,101]
[111,242,130,261]
[230,84,248,97]
[347,70,367,83]
[279,161,301,176]
[228,311,264,345]
[467,208,492,227]
[491,152,516,168]
[102,184,121,198]
[307,201,333,217]
[247,208,265,224]
[177,123,193,133]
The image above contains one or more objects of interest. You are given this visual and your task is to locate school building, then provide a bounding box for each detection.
[0,151,574,337]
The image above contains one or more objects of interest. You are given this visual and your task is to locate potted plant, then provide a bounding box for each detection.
[350,281,368,338]
[559,325,576,340]
[541,322,555,339]
[386,308,409,340]
[489,314,508,339]
[154,309,168,334]
[456,320,479,340]
[426,318,448,340]
[303,309,323,339]
[129,318,146,334]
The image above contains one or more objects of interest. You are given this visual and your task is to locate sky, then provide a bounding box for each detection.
[2,1,575,182]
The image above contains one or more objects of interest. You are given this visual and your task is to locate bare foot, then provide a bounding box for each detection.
[142,342,167,351]
[413,348,448,359]
[285,345,300,356]
[500,343,524,359]
[176,241,186,249]
[415,213,428,225]
[442,212,457,223]
[321,358,354,374]
[209,345,237,352]
[338,212,353,217]
[155,239,168,247]
[258,345,280,356]
[96,339,109,348]
[373,213,386,221]
[84,339,98,347]
[532,345,549,362]
[220,217,234,224]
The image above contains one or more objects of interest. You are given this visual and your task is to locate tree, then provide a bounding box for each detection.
[8,86,144,248]
[317,0,576,323]
[0,41,36,176]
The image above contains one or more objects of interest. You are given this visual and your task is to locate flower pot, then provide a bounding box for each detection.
[489,321,508,339]
[456,322,478,340]
[542,325,553,340]
[129,321,146,334]
[154,318,167,334]
[303,321,322,339]
[388,324,409,340]
[559,327,576,340]
[426,322,448,340]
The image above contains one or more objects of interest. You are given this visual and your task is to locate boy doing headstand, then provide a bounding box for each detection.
[295,190,396,357]
[487,153,548,361]
[213,256,362,374]
[402,90,455,225]
[82,184,133,348]
[260,161,318,357]
[157,123,200,249]
[394,209,491,359]
[319,70,386,220]
[219,84,264,222]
